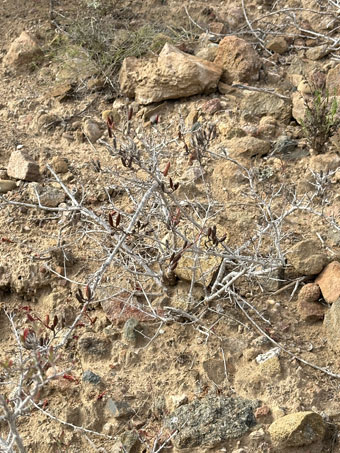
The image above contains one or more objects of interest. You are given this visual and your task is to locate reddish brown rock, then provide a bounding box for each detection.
[255,405,271,418]
[214,36,261,84]
[297,298,326,322]
[201,98,222,114]
[316,261,340,303]
[287,239,328,276]
[266,37,288,55]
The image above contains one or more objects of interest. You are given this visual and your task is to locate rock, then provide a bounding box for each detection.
[286,239,328,276]
[118,430,141,452]
[209,22,228,34]
[324,298,340,351]
[266,37,288,54]
[316,261,340,303]
[7,150,40,182]
[226,136,271,159]
[196,46,218,62]
[214,36,261,84]
[106,398,134,419]
[82,119,103,143]
[82,370,101,385]
[291,91,307,124]
[255,347,280,364]
[51,157,69,174]
[268,411,326,448]
[309,153,340,173]
[258,356,281,377]
[297,283,325,322]
[3,31,43,69]
[297,79,312,95]
[298,298,326,322]
[240,92,292,124]
[0,180,17,193]
[273,135,297,155]
[123,318,139,345]
[298,283,321,303]
[202,359,226,385]
[174,248,221,286]
[255,405,271,418]
[201,98,222,114]
[167,394,188,412]
[143,102,167,122]
[119,43,222,105]
[29,184,65,208]
[306,45,329,61]
[327,64,340,95]
[165,395,258,449]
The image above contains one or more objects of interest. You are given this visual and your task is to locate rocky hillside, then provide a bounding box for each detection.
[1,0,340,452]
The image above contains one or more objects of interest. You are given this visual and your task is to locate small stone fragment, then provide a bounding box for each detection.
[82,119,103,143]
[201,98,222,114]
[106,398,134,419]
[306,45,329,60]
[266,37,288,54]
[268,411,326,448]
[298,298,326,322]
[29,184,65,207]
[82,370,101,385]
[123,318,139,345]
[0,180,17,193]
[51,157,69,174]
[316,261,340,303]
[7,150,40,182]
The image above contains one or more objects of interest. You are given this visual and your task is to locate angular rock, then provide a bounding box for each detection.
[226,136,271,159]
[287,239,328,276]
[82,370,101,385]
[316,261,340,303]
[201,98,222,114]
[240,92,292,124]
[268,411,326,448]
[174,249,221,286]
[106,399,134,419]
[306,45,329,61]
[119,43,222,105]
[291,91,307,125]
[7,150,40,182]
[165,395,258,449]
[266,37,288,54]
[29,184,65,208]
[0,180,17,193]
[324,298,340,351]
[214,36,261,84]
[297,298,326,322]
[3,31,43,69]
[196,45,218,62]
